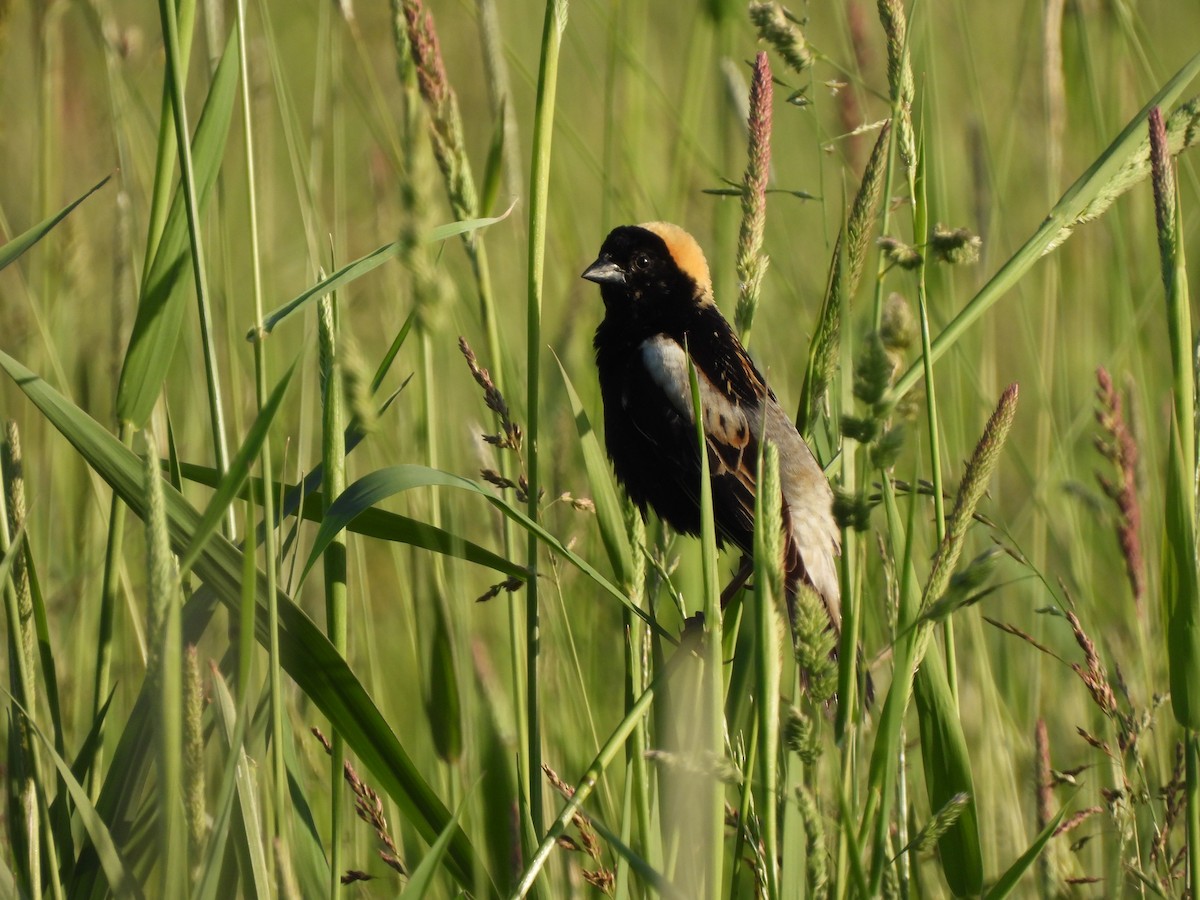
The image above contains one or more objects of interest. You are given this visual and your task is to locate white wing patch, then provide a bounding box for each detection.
[639,334,841,627]
[639,336,751,455]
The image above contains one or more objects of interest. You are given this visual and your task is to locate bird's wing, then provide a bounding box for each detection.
[640,335,758,537]
[640,335,841,629]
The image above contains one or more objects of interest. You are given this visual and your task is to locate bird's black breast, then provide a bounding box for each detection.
[594,328,706,537]
[593,305,768,547]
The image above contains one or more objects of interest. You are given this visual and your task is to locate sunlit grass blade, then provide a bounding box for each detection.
[209,668,271,899]
[176,461,526,579]
[2,690,143,900]
[115,29,239,428]
[0,175,109,273]
[0,349,493,896]
[885,50,1200,407]
[983,802,1070,900]
[399,794,470,899]
[177,361,297,575]
[554,354,634,589]
[249,205,516,341]
[912,648,982,896]
[302,466,669,638]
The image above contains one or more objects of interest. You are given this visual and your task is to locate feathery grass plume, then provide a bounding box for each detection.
[543,765,604,866]
[919,385,1018,651]
[391,0,452,333]
[928,224,982,265]
[734,52,773,343]
[903,792,969,855]
[459,337,522,454]
[183,644,206,868]
[1094,366,1145,613]
[144,446,178,681]
[340,333,377,435]
[1064,610,1118,718]
[400,0,479,235]
[796,785,829,899]
[312,727,408,877]
[798,124,890,433]
[749,2,812,75]
[784,705,821,765]
[876,0,917,170]
[848,123,891,290]
[1035,719,1054,895]
[1044,97,1200,254]
[853,332,893,408]
[2,421,34,697]
[1149,106,1178,292]
[880,292,915,356]
[877,235,922,270]
[794,583,838,702]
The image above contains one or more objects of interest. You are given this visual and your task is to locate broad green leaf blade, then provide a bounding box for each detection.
[250,203,515,342]
[175,462,526,580]
[0,349,493,897]
[0,176,110,273]
[177,360,297,574]
[554,354,634,589]
[3,690,144,900]
[115,29,240,427]
[399,794,470,899]
[301,466,668,639]
[913,648,983,896]
[984,802,1070,900]
[424,200,515,243]
[1164,416,1200,728]
[250,242,398,341]
[887,51,1200,405]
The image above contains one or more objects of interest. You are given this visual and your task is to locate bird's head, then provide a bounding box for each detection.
[581,223,713,317]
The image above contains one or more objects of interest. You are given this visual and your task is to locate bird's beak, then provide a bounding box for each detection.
[581,258,626,286]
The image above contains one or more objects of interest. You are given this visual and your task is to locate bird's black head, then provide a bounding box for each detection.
[581,223,713,318]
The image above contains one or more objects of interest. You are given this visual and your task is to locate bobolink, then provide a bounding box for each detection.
[582,222,841,632]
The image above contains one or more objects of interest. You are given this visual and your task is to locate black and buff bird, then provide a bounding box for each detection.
[582,221,841,634]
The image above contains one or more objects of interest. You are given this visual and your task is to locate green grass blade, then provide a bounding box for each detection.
[114,29,239,428]
[0,349,494,896]
[912,648,983,896]
[0,176,109,273]
[399,794,470,899]
[554,354,634,589]
[983,802,1069,899]
[176,360,297,575]
[2,690,144,900]
[301,466,669,638]
[886,50,1200,406]
[209,668,272,899]
[250,206,515,342]
[175,462,527,579]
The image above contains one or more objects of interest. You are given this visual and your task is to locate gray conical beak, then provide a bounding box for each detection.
[581,258,626,285]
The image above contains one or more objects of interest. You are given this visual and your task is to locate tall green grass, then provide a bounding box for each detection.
[2,0,1200,897]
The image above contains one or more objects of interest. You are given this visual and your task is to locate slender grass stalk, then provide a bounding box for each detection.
[753,442,784,898]
[234,0,286,860]
[524,0,567,845]
[514,648,689,898]
[156,0,233,523]
[686,352,724,899]
[318,293,348,896]
[144,445,186,897]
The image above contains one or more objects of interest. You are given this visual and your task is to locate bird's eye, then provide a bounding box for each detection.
[632,253,651,271]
